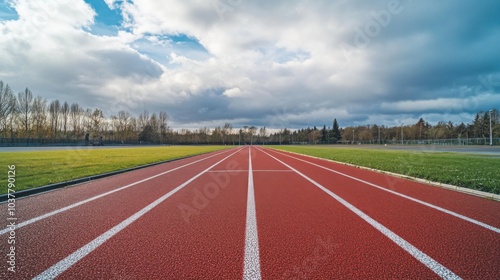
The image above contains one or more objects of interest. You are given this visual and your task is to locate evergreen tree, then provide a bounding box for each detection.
[472,113,482,138]
[321,125,327,142]
[332,118,341,143]
[482,112,490,138]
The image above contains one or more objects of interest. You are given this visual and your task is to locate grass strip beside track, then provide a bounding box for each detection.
[270,146,500,194]
[0,146,230,194]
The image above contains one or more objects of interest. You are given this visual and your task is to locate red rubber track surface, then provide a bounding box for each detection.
[259,147,500,279]
[266,148,500,227]
[251,149,438,279]
[59,147,249,279]
[0,146,498,279]
[0,149,233,223]
[0,148,241,279]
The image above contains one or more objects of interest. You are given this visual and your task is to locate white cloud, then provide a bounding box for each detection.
[223,87,243,98]
[0,0,162,105]
[1,0,499,129]
[13,0,95,29]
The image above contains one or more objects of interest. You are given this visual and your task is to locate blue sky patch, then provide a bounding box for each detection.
[0,1,19,21]
[80,1,208,59]
[132,33,210,65]
[84,0,123,36]
[146,33,208,53]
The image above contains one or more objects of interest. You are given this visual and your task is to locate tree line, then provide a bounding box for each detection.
[0,81,170,143]
[262,112,498,145]
[339,113,498,144]
[1,80,497,145]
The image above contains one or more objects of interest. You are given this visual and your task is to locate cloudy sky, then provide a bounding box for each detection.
[1,0,499,129]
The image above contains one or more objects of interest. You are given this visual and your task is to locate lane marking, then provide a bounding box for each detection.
[243,147,262,280]
[206,170,247,173]
[33,149,242,280]
[0,148,238,236]
[206,170,293,172]
[268,149,500,234]
[258,148,461,280]
[253,170,293,172]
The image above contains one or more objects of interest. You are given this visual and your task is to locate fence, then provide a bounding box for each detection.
[0,137,498,147]
[0,138,157,147]
[338,137,500,146]
[0,137,242,147]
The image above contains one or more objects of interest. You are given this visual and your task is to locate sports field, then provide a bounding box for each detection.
[1,146,498,279]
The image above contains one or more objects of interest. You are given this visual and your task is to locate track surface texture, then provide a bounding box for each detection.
[1,146,499,279]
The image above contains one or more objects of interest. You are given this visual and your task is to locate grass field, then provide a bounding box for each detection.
[270,146,500,194]
[0,146,230,195]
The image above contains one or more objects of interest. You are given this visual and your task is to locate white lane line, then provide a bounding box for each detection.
[243,147,262,280]
[0,148,237,236]
[268,149,500,234]
[33,148,242,280]
[206,170,247,173]
[206,170,293,172]
[259,148,461,280]
[253,170,293,172]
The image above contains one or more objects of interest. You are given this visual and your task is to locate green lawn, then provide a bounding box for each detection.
[0,146,230,194]
[270,146,500,194]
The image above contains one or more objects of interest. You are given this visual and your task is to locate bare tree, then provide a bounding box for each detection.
[248,126,257,144]
[198,127,210,144]
[129,116,138,138]
[83,108,93,134]
[102,118,112,140]
[149,113,159,135]
[138,110,150,131]
[31,96,47,138]
[89,108,104,134]
[112,110,132,141]
[159,110,169,143]
[70,103,84,137]
[0,82,17,137]
[259,126,267,143]
[61,101,70,137]
[17,87,34,136]
[212,126,223,144]
[221,122,233,144]
[49,100,61,137]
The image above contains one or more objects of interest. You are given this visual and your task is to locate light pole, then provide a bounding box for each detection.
[490,109,493,146]
[352,129,354,144]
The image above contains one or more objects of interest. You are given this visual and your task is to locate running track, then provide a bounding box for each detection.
[1,147,499,279]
